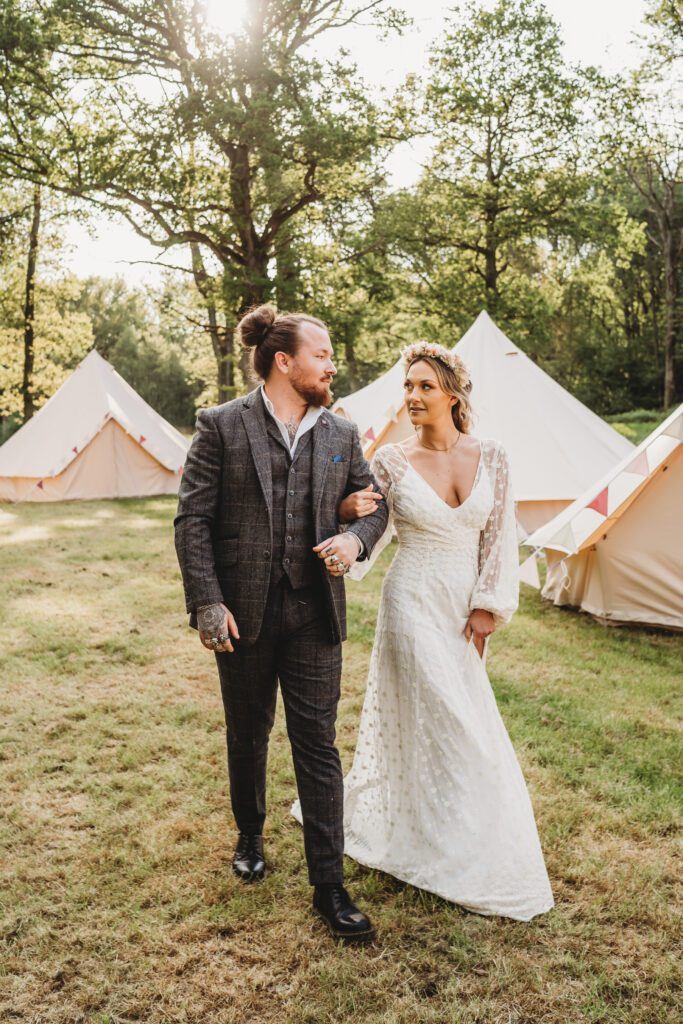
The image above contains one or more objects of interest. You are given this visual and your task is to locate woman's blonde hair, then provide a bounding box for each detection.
[402,342,473,434]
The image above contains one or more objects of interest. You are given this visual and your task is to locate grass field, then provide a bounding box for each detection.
[605,408,675,445]
[1,497,681,1024]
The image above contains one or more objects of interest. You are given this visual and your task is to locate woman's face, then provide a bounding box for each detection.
[404,359,456,427]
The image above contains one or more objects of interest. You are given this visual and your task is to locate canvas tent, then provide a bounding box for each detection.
[523,404,683,631]
[0,350,189,502]
[333,311,634,533]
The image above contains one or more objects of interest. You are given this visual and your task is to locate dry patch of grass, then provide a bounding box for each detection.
[1,499,681,1024]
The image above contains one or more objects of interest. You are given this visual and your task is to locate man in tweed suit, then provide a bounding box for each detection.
[174,304,389,943]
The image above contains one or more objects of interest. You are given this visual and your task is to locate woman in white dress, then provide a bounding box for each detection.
[295,341,553,921]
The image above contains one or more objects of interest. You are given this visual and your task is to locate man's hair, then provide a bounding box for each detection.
[237,304,327,380]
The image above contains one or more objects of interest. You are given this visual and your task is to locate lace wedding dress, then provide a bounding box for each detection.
[293,439,554,921]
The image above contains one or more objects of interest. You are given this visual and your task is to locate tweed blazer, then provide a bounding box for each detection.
[174,389,390,645]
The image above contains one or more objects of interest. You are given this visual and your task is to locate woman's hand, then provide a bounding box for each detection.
[464,608,496,659]
[338,484,384,523]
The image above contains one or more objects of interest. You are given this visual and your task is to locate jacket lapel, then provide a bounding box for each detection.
[240,391,273,528]
[312,411,334,517]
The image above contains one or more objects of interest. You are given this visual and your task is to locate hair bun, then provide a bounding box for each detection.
[237,303,277,348]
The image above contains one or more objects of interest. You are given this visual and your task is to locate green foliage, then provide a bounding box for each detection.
[74,274,215,425]
[0,266,93,420]
[0,0,680,415]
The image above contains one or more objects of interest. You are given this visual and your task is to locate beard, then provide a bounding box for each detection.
[290,367,334,408]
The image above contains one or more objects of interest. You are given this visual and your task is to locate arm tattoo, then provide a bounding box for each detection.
[197,603,226,634]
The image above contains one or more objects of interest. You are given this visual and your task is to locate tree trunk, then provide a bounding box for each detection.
[209,305,235,405]
[236,258,271,388]
[662,235,677,407]
[274,231,300,310]
[22,183,41,422]
[344,334,359,390]
[190,242,236,404]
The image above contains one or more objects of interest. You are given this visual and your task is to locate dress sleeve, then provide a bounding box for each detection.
[346,447,396,582]
[469,443,519,625]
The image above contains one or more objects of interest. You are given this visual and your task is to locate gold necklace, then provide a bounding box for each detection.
[418,430,462,453]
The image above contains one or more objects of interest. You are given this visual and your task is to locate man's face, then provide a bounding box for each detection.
[287,323,337,407]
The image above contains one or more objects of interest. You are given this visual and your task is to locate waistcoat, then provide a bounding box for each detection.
[266,421,320,590]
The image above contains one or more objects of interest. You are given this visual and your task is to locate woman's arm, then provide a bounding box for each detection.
[468,443,519,628]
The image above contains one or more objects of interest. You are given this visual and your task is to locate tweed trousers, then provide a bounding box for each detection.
[215,576,344,886]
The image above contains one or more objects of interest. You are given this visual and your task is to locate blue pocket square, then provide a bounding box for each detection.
[331,454,346,463]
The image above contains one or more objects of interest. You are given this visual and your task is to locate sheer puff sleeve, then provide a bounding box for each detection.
[346,446,398,581]
[469,441,519,626]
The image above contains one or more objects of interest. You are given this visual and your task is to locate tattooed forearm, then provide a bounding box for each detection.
[197,603,226,634]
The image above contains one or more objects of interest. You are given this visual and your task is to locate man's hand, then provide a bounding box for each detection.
[338,484,384,523]
[464,608,496,659]
[197,602,240,653]
[313,534,361,577]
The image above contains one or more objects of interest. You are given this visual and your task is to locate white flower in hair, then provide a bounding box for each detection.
[401,340,472,391]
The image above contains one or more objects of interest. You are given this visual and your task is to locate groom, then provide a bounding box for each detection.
[174,304,389,943]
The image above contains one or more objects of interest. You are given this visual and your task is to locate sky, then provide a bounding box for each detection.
[63,0,649,286]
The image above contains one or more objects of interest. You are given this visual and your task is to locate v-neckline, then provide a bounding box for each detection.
[398,441,484,511]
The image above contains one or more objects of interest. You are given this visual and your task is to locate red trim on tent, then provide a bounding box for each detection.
[587,487,608,516]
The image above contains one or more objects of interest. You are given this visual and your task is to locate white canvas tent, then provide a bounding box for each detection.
[523,404,683,631]
[0,350,189,502]
[333,311,634,533]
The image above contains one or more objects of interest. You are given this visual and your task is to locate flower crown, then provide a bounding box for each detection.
[401,341,472,392]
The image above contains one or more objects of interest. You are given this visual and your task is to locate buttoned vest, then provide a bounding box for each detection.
[266,421,320,590]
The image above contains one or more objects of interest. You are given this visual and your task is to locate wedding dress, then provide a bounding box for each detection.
[293,439,554,921]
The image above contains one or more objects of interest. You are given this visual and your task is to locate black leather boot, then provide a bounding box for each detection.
[313,884,375,944]
[232,833,266,882]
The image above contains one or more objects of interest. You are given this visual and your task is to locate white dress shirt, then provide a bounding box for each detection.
[259,384,323,455]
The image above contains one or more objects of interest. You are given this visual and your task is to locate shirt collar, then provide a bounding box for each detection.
[259,384,324,452]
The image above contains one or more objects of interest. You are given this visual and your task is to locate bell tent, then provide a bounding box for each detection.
[332,311,634,533]
[0,350,189,502]
[523,404,683,632]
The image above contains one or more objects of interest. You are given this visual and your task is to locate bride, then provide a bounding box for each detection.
[294,340,554,921]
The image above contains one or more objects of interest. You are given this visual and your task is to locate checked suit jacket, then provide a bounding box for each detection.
[174,389,390,646]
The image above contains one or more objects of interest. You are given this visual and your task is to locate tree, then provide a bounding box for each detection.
[597,70,683,408]
[74,275,209,426]
[0,0,404,400]
[407,0,586,325]
[644,0,683,67]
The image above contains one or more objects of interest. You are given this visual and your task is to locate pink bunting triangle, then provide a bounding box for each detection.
[363,427,376,441]
[72,445,78,454]
[139,435,146,444]
[37,480,44,490]
[624,450,649,476]
[662,415,683,441]
[587,487,608,516]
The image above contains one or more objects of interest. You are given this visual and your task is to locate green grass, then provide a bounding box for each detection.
[606,408,675,445]
[1,499,681,1023]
